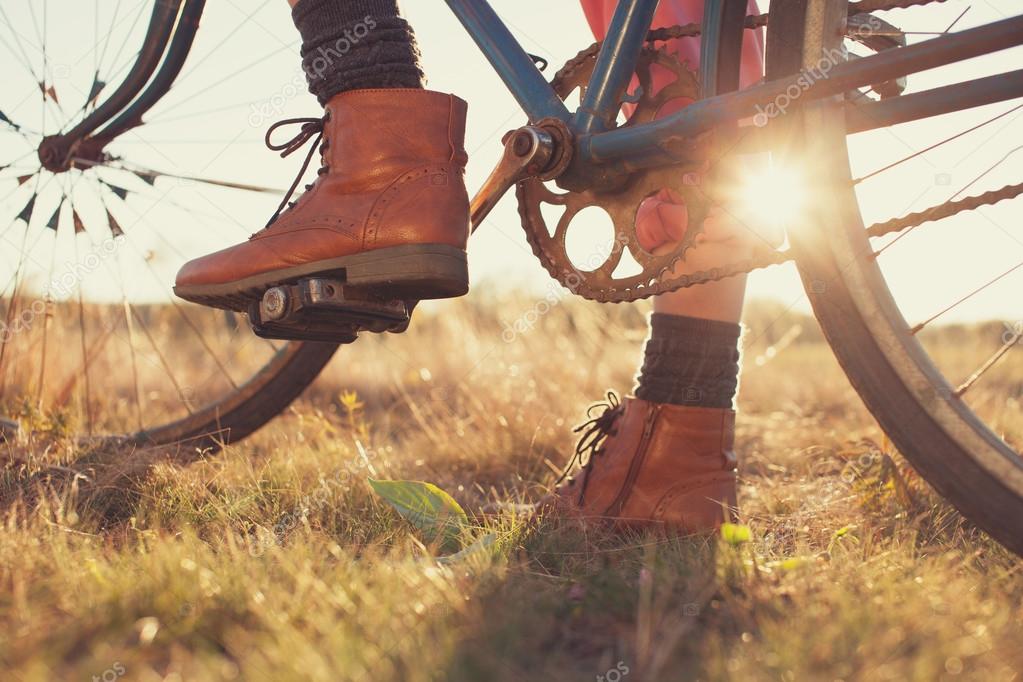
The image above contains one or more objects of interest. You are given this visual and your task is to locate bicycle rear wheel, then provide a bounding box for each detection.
[0,2,338,449]
[766,0,1023,553]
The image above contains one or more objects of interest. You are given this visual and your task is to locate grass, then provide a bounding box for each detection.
[0,292,1021,681]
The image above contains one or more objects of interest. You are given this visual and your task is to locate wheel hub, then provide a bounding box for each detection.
[36,135,76,173]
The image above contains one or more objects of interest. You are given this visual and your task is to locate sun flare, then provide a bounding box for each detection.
[735,162,809,231]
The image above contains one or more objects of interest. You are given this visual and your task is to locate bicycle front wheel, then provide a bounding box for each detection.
[0,2,338,450]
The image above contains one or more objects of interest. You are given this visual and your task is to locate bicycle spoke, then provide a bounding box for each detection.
[0,199,35,400]
[94,179,187,264]
[34,222,58,408]
[872,144,1023,257]
[942,6,971,34]
[25,0,51,133]
[105,265,256,431]
[1,177,59,273]
[56,185,93,404]
[170,0,278,86]
[128,303,194,416]
[910,260,1023,334]
[102,2,148,94]
[88,167,255,266]
[0,33,38,88]
[152,40,298,122]
[95,221,148,432]
[0,5,40,83]
[140,99,289,127]
[1,149,38,170]
[955,329,1022,397]
[94,177,242,392]
[854,103,1023,184]
[136,256,241,393]
[82,158,285,196]
[120,297,145,431]
[0,171,38,207]
[93,0,123,80]
[0,108,32,142]
[73,236,95,434]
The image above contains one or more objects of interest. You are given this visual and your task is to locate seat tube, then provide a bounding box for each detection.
[700,0,749,97]
[573,0,659,136]
[699,0,749,173]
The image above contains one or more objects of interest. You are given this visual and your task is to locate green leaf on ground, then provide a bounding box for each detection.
[368,479,468,548]
[436,533,498,566]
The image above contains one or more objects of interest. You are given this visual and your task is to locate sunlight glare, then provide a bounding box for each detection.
[736,162,809,230]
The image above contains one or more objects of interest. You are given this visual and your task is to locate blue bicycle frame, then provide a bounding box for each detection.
[444,0,1023,174]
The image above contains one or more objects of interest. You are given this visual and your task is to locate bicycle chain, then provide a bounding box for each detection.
[866,182,1023,239]
[849,0,950,13]
[520,0,1007,301]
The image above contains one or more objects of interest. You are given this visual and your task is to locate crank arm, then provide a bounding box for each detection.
[470,125,557,232]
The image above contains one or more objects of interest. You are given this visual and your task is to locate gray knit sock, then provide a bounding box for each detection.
[292,0,425,104]
[634,314,742,409]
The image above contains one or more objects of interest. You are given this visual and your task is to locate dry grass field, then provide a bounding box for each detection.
[1,291,1021,681]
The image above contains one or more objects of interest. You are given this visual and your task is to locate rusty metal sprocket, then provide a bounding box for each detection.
[516,45,708,303]
[517,0,998,302]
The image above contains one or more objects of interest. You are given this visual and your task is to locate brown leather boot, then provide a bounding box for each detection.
[550,393,738,534]
[174,89,471,310]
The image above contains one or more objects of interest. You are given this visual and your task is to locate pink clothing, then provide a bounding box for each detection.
[577,1,766,250]
[579,0,765,101]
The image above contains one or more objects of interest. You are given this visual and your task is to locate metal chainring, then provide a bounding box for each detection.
[514,0,1021,302]
[517,45,710,303]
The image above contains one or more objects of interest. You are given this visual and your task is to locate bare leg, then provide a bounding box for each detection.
[654,276,747,324]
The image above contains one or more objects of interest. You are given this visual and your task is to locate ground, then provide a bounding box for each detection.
[1,293,1021,681]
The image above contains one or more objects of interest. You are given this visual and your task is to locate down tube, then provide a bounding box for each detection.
[444,0,570,123]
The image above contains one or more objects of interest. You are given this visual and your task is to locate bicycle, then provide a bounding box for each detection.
[2,0,1022,555]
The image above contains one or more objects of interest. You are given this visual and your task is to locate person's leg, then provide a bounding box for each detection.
[581,0,766,386]
[289,0,424,99]
[174,1,470,320]
[551,0,765,533]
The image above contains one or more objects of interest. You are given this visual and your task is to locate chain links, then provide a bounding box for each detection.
[849,0,950,13]
[866,182,1023,239]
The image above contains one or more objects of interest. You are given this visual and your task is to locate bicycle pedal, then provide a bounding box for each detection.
[247,278,412,342]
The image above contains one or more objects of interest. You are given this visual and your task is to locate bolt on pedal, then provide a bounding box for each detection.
[248,278,412,343]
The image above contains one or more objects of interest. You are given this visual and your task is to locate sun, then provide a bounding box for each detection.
[735,159,809,234]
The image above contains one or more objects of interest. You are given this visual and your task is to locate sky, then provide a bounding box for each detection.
[1,0,1021,326]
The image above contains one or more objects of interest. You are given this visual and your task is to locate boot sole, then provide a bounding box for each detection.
[174,243,468,311]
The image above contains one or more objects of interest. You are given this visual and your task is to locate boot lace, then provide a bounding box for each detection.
[262,111,332,228]
[556,391,624,496]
